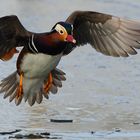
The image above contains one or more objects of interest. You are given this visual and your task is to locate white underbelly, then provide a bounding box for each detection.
[21,53,62,78]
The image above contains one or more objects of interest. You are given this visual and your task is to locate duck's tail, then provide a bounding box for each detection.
[0,68,66,106]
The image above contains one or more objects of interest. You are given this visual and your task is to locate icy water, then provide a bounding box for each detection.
[1,0,140,140]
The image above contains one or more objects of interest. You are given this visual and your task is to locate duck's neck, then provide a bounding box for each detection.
[33,31,67,55]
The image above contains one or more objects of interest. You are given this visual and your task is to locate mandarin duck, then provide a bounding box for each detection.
[0,11,140,106]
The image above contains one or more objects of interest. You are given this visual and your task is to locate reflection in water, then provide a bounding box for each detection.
[0,0,140,139]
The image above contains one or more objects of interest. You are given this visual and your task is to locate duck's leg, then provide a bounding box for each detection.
[44,73,53,93]
[16,73,23,98]
[14,72,23,105]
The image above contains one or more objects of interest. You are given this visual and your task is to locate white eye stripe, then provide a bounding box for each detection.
[55,24,67,34]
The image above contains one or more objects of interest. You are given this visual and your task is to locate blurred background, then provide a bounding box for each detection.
[0,0,140,140]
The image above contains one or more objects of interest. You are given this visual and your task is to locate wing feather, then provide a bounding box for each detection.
[66,11,140,57]
[0,15,31,57]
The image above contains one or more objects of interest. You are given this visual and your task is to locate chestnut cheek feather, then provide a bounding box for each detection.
[54,33,66,42]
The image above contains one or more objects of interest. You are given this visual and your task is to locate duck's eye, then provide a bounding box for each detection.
[59,30,64,35]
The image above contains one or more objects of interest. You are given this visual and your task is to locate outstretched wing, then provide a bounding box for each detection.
[66,11,140,57]
[0,15,31,58]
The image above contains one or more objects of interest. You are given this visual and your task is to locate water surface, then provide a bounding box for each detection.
[0,0,140,139]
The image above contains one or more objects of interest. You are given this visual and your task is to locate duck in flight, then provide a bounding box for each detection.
[0,11,140,106]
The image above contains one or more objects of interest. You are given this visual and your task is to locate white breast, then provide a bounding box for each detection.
[21,53,62,78]
[18,53,62,102]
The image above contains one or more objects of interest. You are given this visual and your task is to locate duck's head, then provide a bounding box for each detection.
[51,22,76,44]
